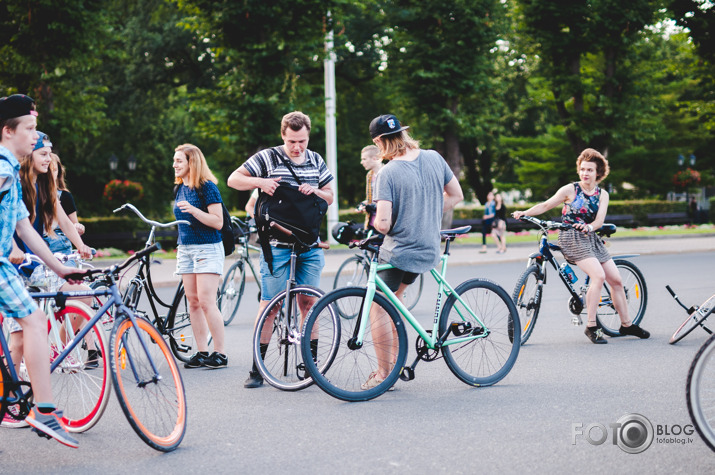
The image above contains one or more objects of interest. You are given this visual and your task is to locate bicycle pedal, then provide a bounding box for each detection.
[32,428,52,440]
[571,315,583,326]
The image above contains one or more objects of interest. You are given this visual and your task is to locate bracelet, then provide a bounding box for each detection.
[587,224,593,232]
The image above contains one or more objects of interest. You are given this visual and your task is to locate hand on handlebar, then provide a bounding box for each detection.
[59,266,89,284]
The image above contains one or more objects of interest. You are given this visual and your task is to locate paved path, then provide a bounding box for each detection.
[107,233,715,287]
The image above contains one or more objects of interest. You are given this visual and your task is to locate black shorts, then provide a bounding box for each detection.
[378,267,419,293]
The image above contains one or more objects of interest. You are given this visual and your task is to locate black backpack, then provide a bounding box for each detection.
[174,183,237,256]
[253,148,329,272]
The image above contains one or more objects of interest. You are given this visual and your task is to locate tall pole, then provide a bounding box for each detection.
[325,11,339,244]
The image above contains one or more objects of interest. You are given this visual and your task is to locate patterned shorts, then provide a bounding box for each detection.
[0,263,39,331]
[557,229,611,265]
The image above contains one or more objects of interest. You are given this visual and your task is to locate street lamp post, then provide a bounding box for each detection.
[109,154,138,176]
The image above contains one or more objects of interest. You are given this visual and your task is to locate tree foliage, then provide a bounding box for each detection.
[1,0,713,217]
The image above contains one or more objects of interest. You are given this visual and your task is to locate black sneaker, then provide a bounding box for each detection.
[584,325,607,344]
[184,351,209,369]
[620,324,650,339]
[244,370,264,388]
[203,352,228,369]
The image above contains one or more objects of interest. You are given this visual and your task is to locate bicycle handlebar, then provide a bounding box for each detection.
[518,215,571,231]
[114,203,190,228]
[64,243,162,283]
[268,221,329,250]
[19,249,97,270]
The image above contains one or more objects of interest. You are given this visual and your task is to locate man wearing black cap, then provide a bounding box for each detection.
[0,94,84,447]
[362,114,463,389]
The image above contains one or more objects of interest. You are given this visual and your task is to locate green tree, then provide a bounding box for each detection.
[376,0,510,207]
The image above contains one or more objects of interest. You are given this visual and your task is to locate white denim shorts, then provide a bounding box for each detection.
[175,242,225,275]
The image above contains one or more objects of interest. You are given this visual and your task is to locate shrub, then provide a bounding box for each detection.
[103,180,144,203]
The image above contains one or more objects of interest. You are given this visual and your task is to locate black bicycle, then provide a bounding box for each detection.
[253,221,339,391]
[217,216,262,325]
[110,204,199,364]
[512,216,647,345]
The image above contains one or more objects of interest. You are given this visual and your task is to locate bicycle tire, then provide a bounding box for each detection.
[440,279,521,386]
[122,281,141,308]
[333,256,368,290]
[166,285,209,364]
[110,314,187,452]
[596,259,648,336]
[402,273,424,311]
[218,259,246,326]
[687,331,715,451]
[48,302,111,433]
[0,341,9,423]
[301,287,408,402]
[670,294,715,344]
[512,264,542,345]
[254,285,338,391]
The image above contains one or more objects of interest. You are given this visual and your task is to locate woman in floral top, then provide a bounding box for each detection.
[512,148,649,344]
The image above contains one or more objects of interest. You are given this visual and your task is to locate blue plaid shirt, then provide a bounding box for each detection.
[0,145,29,267]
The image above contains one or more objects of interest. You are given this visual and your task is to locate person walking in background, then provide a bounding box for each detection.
[492,192,507,253]
[512,148,650,344]
[173,143,228,369]
[480,191,495,253]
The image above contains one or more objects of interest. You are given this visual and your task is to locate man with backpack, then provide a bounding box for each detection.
[227,111,334,388]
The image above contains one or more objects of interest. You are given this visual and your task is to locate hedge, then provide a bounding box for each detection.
[79,200,701,251]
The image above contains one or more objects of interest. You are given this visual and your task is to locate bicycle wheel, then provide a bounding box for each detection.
[670,294,715,344]
[596,259,648,336]
[254,285,338,391]
[166,285,208,364]
[301,287,408,402]
[512,264,542,345]
[402,273,424,311]
[110,314,187,452]
[440,279,521,386]
[333,256,368,290]
[218,259,246,326]
[0,342,9,422]
[48,302,111,433]
[687,332,715,451]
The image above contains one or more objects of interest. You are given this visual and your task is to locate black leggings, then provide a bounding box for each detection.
[482,219,493,245]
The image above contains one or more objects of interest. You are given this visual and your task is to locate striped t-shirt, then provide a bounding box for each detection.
[242,146,333,190]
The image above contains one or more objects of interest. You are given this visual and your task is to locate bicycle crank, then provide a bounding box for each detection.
[568,296,584,317]
[415,331,440,362]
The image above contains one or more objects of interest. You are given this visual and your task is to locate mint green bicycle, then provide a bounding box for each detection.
[301,227,521,401]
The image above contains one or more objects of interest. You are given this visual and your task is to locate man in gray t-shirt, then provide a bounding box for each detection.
[376,148,454,274]
[361,114,463,390]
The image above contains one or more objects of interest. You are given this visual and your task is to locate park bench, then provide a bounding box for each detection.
[646,212,690,226]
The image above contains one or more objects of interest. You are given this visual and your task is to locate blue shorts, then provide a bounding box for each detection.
[176,242,225,275]
[259,246,324,301]
[44,229,72,255]
[0,263,39,330]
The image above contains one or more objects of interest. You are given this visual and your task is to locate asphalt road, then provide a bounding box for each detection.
[2,250,714,474]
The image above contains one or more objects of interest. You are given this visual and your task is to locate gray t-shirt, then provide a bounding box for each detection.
[375,149,454,273]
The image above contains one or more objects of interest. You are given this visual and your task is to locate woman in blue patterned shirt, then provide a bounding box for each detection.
[512,148,649,344]
[173,143,227,368]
